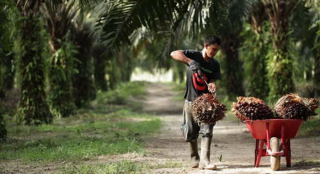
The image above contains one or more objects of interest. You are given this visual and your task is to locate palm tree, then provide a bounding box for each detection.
[313,2,320,97]
[243,0,270,99]
[289,1,317,97]
[41,1,77,117]
[13,0,96,123]
[315,38,320,97]
[216,0,248,99]
[0,0,15,98]
[263,0,296,101]
[15,0,52,125]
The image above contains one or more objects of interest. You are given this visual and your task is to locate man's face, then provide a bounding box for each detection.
[205,43,220,58]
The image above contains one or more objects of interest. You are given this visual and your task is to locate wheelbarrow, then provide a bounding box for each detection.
[244,119,303,171]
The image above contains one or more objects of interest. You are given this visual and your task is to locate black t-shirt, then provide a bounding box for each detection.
[182,50,221,102]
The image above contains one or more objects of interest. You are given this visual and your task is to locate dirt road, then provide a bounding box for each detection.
[143,83,320,174]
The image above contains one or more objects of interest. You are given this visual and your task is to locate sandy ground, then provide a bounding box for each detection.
[142,83,320,174]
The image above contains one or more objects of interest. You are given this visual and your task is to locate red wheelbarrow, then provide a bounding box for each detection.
[244,119,303,171]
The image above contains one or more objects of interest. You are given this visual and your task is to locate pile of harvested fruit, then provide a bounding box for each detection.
[231,97,274,121]
[274,93,319,120]
[231,93,319,121]
[192,93,227,124]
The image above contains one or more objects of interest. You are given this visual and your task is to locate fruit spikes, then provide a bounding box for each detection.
[231,97,274,121]
[274,93,319,120]
[192,94,227,124]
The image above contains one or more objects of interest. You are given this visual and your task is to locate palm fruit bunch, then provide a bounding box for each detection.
[274,93,319,120]
[192,94,227,124]
[231,97,274,121]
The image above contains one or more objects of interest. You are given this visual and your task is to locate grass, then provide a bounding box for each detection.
[61,161,148,174]
[0,81,162,173]
[299,114,320,136]
[60,159,183,174]
[1,113,161,162]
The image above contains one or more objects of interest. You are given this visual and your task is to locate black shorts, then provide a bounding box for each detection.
[180,100,215,142]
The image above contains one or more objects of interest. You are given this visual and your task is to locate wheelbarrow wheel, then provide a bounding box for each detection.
[270,137,280,171]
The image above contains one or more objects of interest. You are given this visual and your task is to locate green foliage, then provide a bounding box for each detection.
[241,23,271,99]
[267,49,295,102]
[95,0,176,53]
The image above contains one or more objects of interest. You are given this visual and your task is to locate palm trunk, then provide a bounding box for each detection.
[221,37,245,99]
[4,54,15,90]
[118,47,134,82]
[15,0,52,125]
[49,56,76,117]
[314,51,320,97]
[0,2,15,97]
[93,45,108,91]
[247,2,269,99]
[0,108,6,141]
[173,62,185,84]
[71,22,96,108]
[0,54,14,98]
[265,0,295,101]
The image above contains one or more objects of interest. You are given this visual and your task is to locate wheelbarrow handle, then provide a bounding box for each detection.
[267,149,284,156]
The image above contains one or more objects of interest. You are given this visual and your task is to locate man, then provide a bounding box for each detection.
[170,36,221,170]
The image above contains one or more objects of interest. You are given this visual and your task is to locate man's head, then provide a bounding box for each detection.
[204,35,221,58]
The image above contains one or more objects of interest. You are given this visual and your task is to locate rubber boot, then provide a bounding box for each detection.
[188,139,200,168]
[199,137,217,170]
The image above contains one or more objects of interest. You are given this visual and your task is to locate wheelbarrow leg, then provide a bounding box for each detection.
[286,139,291,167]
[255,140,264,167]
[255,139,259,167]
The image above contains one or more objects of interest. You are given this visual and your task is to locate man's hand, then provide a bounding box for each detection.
[189,60,200,72]
[208,83,216,94]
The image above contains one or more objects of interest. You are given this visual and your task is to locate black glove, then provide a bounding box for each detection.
[189,60,200,72]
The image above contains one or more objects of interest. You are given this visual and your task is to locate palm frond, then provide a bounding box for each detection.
[218,0,251,37]
[49,0,98,10]
[290,0,314,45]
[41,0,78,51]
[95,0,209,54]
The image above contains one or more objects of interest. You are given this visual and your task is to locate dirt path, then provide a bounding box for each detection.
[143,83,320,174]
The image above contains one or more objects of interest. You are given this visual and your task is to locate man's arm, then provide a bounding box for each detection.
[170,50,193,65]
[171,50,200,72]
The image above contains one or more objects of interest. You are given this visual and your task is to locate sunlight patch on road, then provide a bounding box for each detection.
[131,68,173,82]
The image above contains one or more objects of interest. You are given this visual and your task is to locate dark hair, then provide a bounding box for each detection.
[204,35,221,45]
